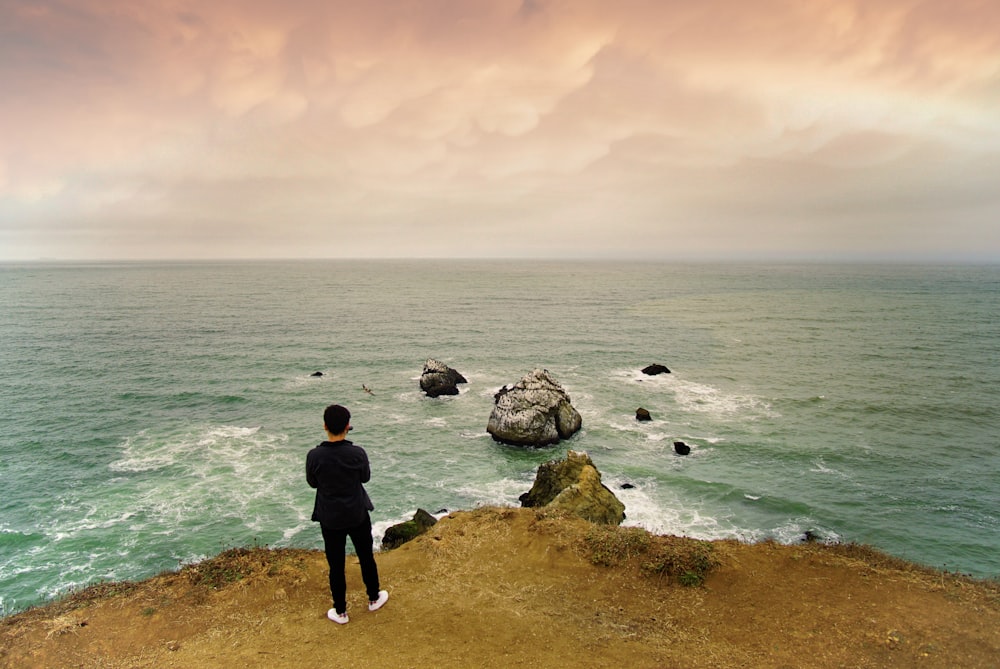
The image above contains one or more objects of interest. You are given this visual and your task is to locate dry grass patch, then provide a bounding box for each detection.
[178,546,311,592]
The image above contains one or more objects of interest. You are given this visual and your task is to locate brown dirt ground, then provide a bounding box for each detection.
[2,507,999,669]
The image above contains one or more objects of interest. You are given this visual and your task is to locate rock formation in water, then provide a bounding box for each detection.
[519,450,625,525]
[419,359,468,397]
[641,364,671,375]
[486,369,582,446]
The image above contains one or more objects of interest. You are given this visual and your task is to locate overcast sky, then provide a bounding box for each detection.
[1,0,998,261]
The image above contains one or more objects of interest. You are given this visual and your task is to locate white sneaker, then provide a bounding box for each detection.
[327,608,349,624]
[368,590,389,612]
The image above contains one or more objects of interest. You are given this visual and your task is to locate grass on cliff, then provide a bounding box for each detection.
[581,523,721,586]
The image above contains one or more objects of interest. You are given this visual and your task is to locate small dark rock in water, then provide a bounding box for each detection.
[435,508,448,515]
[642,364,671,375]
[803,530,820,543]
[673,440,691,455]
[420,359,467,397]
[636,407,652,421]
[621,483,635,490]
[310,371,324,377]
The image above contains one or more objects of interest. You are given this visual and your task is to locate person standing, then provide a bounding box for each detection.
[306,404,389,624]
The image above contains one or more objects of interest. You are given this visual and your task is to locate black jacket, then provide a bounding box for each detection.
[306,439,374,529]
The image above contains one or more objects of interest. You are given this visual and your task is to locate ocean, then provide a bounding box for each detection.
[1,260,998,615]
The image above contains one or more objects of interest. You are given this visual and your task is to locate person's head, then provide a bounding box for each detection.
[323,404,351,436]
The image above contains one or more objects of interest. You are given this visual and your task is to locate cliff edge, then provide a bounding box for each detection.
[3,507,999,669]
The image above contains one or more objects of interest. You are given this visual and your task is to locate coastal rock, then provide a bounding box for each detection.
[642,364,671,375]
[673,441,691,455]
[381,508,439,549]
[310,371,324,377]
[486,369,582,447]
[636,407,652,421]
[519,450,625,525]
[419,359,468,397]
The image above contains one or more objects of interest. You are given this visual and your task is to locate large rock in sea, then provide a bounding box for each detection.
[419,359,468,397]
[642,364,671,375]
[486,369,582,446]
[519,450,625,525]
[381,508,439,549]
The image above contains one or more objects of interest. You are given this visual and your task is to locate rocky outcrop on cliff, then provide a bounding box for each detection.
[519,450,625,525]
[486,369,582,446]
[381,509,439,549]
[419,359,468,397]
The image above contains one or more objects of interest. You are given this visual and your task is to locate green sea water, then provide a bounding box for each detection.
[1,260,998,615]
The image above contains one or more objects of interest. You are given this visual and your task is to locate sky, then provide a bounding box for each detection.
[1,0,999,261]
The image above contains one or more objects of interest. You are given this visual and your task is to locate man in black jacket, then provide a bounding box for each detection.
[306,404,389,624]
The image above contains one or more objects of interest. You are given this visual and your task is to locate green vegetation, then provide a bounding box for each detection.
[583,526,651,567]
[181,546,278,590]
[583,525,720,586]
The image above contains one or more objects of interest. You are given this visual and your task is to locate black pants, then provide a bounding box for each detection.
[320,518,381,614]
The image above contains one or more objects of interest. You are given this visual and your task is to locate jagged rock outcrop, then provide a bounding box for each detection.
[674,441,691,455]
[642,364,671,375]
[486,369,582,446]
[381,508,438,549]
[636,407,652,421]
[419,359,467,397]
[519,450,625,525]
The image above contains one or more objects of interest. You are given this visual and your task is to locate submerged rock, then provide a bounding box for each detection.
[642,364,671,375]
[419,359,468,397]
[486,369,582,447]
[519,450,625,525]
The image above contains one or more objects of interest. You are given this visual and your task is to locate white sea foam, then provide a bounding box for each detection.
[459,429,492,440]
[283,373,331,390]
[453,477,534,509]
[108,432,175,472]
[101,424,302,546]
[670,379,775,419]
[605,477,731,541]
[808,459,848,478]
[767,519,841,545]
[611,368,776,422]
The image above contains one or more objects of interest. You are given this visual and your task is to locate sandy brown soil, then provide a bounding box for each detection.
[3,507,999,669]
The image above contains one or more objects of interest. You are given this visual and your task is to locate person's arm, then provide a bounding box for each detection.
[360,454,371,484]
[306,451,318,489]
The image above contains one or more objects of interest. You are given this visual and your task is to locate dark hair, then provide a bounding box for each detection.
[324,404,351,435]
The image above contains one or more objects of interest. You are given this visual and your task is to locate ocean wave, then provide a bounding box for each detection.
[670,379,776,419]
[452,477,533,509]
[102,425,302,545]
[611,368,777,421]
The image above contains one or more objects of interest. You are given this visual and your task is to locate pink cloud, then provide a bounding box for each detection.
[1,0,998,259]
